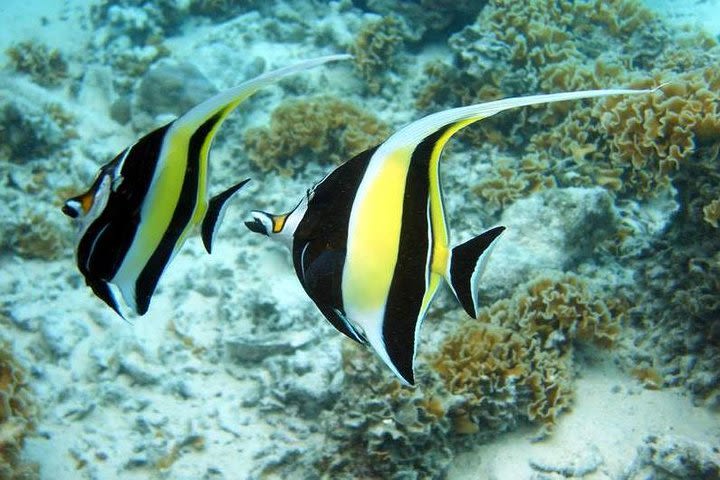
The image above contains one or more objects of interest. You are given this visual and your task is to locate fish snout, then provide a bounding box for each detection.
[245,211,273,236]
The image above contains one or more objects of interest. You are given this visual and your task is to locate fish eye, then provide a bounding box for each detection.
[62,200,81,219]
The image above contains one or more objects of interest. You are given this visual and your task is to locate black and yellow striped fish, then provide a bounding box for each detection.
[245,87,655,385]
[63,54,350,317]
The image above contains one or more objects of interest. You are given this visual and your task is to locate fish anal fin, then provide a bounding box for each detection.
[447,226,506,318]
[88,278,125,319]
[202,178,251,254]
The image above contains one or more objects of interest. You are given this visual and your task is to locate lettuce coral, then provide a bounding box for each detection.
[417,0,720,202]
[0,342,38,480]
[350,15,408,93]
[243,95,389,175]
[432,274,622,435]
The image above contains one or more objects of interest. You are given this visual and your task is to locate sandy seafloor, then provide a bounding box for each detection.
[0,1,719,479]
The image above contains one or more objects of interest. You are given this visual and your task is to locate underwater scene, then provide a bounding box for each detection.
[1,0,720,479]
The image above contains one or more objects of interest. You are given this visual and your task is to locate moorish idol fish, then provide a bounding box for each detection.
[62,54,350,317]
[245,87,657,385]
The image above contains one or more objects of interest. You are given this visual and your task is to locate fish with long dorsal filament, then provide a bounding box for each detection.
[62,54,351,317]
[245,87,659,385]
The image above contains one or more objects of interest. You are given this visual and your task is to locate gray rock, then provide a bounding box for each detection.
[40,314,88,358]
[622,435,720,480]
[132,59,217,130]
[481,187,617,296]
[225,330,315,364]
[119,351,162,386]
[530,445,603,477]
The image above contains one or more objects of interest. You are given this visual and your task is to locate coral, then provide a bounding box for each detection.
[5,41,68,87]
[415,0,720,201]
[703,198,720,228]
[311,343,455,479]
[471,153,556,214]
[595,69,720,197]
[433,274,623,435]
[0,95,74,164]
[243,95,389,175]
[364,0,487,41]
[188,0,253,20]
[431,323,572,432]
[6,207,71,261]
[0,342,38,480]
[349,15,408,93]
[89,1,174,93]
[492,274,622,350]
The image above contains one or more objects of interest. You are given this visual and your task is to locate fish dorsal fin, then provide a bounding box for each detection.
[202,179,251,254]
[379,88,657,157]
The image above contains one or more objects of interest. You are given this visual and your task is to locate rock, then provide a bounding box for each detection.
[530,445,603,477]
[623,435,720,479]
[225,331,315,364]
[40,314,88,358]
[132,59,217,131]
[481,187,617,296]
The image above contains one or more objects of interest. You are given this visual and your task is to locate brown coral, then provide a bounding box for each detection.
[6,41,68,87]
[243,95,389,175]
[431,274,623,435]
[703,199,720,228]
[472,154,556,213]
[0,342,38,480]
[350,15,408,93]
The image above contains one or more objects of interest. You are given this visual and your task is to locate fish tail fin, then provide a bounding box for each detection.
[445,226,505,318]
[382,88,656,154]
[175,54,352,132]
[202,178,251,254]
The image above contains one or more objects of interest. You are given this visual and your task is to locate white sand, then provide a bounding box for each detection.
[448,355,720,479]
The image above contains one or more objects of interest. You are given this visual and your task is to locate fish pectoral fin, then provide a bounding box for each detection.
[446,226,506,318]
[201,178,251,254]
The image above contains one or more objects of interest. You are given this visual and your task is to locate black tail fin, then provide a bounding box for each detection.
[201,178,250,254]
[446,226,505,318]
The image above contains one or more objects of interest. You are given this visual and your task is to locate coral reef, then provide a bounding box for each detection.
[349,15,408,93]
[284,343,456,480]
[471,152,556,214]
[432,323,572,433]
[5,41,69,87]
[243,95,389,175]
[364,0,487,41]
[434,274,622,436]
[0,342,38,480]
[418,0,720,203]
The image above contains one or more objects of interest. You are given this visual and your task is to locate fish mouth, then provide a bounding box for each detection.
[244,217,267,235]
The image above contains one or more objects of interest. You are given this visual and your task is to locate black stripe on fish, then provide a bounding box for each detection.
[77,125,170,285]
[134,113,223,314]
[292,146,378,344]
[382,126,451,385]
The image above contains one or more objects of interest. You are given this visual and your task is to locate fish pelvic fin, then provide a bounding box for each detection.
[446,226,505,319]
[201,178,251,254]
